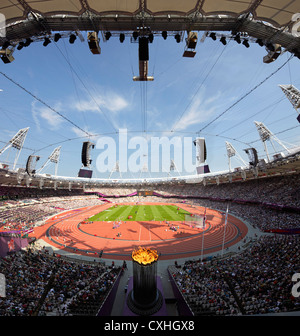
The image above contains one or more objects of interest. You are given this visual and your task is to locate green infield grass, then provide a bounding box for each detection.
[88,204,191,222]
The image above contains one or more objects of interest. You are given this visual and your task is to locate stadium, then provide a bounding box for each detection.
[0,0,300,322]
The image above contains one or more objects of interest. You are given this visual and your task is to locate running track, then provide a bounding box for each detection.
[30,202,248,261]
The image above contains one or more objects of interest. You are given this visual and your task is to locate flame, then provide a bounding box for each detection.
[132,247,159,265]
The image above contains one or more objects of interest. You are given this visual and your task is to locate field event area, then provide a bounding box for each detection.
[88,204,191,222]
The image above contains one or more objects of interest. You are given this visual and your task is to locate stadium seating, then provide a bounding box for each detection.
[0,172,299,316]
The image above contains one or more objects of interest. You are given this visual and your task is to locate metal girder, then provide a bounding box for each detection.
[1,15,300,57]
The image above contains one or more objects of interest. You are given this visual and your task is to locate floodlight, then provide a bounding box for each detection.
[69,34,76,44]
[234,34,241,44]
[17,42,24,50]
[256,39,264,47]
[54,33,61,42]
[133,31,139,40]
[243,39,250,48]
[220,36,227,45]
[24,38,33,47]
[2,41,10,49]
[43,37,51,47]
[105,32,112,40]
[162,31,167,40]
[209,32,216,40]
[119,33,125,43]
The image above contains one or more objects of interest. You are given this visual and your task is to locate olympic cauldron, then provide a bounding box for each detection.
[127,247,163,315]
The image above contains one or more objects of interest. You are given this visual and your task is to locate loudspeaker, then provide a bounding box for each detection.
[139,37,149,61]
[81,142,89,166]
[186,32,198,49]
[194,137,207,164]
[1,49,14,63]
[88,32,101,54]
[263,44,281,63]
[81,141,94,167]
[244,147,258,167]
[26,155,40,176]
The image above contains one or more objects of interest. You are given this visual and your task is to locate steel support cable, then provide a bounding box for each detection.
[217,96,286,136]
[53,43,118,133]
[247,124,300,145]
[0,105,68,144]
[196,54,294,134]
[237,110,298,141]
[173,130,251,146]
[0,71,92,137]
[171,43,229,133]
[140,81,148,132]
[140,81,144,131]
[32,131,117,154]
[145,83,147,131]
[62,39,89,133]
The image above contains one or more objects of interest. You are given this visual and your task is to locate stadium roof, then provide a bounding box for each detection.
[0,1,300,187]
[1,0,298,27]
[1,0,300,55]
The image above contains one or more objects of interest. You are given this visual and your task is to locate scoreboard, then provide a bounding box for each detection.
[137,190,153,196]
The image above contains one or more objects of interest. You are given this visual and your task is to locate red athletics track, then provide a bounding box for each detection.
[30,202,248,261]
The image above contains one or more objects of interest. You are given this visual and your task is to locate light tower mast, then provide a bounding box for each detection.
[0,127,29,170]
[36,146,61,176]
[279,84,300,122]
[225,141,247,172]
[254,121,291,162]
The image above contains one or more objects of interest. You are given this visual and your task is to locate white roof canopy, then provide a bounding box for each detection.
[0,0,298,27]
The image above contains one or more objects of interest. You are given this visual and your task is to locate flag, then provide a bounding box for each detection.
[8,238,15,252]
[221,203,229,257]
[203,207,207,228]
[225,204,229,223]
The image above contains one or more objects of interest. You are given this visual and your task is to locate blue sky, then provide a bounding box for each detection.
[0,31,300,179]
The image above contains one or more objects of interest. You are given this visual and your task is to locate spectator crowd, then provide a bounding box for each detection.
[170,234,300,315]
[0,244,120,316]
[0,172,299,316]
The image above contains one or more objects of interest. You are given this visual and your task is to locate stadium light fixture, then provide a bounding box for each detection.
[209,32,216,40]
[175,34,181,43]
[2,41,10,49]
[43,37,51,47]
[119,33,125,43]
[69,34,76,44]
[133,31,139,41]
[220,36,227,45]
[243,39,250,48]
[105,32,112,41]
[54,33,61,42]
[234,34,241,44]
[256,38,264,47]
[17,42,24,50]
[162,31,167,40]
[24,38,33,47]
[148,33,154,43]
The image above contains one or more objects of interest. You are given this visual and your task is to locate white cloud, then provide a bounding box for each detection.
[31,100,64,130]
[171,93,218,132]
[31,101,41,131]
[73,89,129,114]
